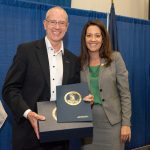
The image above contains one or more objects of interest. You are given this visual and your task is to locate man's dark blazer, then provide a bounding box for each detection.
[2,38,80,150]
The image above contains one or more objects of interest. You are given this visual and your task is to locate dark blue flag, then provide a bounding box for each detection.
[108,2,119,51]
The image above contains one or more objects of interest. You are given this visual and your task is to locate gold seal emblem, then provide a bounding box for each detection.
[52,107,57,121]
[64,91,82,105]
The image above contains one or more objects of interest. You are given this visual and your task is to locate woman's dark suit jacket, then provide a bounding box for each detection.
[2,38,80,150]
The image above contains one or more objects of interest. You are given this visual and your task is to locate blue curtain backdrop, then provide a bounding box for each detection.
[0,0,150,150]
[117,16,150,148]
[17,0,71,7]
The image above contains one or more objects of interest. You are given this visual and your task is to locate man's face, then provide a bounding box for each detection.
[43,8,68,44]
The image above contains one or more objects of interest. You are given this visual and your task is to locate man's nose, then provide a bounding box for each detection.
[55,22,61,28]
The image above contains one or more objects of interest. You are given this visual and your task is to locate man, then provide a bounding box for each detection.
[2,6,80,150]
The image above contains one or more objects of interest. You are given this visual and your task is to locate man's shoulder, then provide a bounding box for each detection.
[15,38,45,55]
[64,49,78,60]
[18,38,44,49]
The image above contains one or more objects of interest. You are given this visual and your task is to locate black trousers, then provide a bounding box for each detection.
[22,141,69,150]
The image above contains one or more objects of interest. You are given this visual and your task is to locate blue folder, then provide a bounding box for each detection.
[56,83,93,123]
[37,101,93,143]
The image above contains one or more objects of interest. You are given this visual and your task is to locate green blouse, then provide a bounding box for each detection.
[89,65,102,105]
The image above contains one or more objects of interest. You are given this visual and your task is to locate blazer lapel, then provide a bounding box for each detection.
[99,58,106,87]
[81,67,90,89]
[35,39,50,88]
[82,58,106,90]
[62,50,71,84]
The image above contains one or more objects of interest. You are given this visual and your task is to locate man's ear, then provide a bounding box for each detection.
[43,20,46,30]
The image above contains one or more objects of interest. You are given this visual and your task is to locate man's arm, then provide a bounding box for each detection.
[2,45,29,122]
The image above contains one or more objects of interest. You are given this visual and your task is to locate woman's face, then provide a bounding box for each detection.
[85,25,102,52]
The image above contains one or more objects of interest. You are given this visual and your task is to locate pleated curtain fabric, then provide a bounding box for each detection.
[0,1,150,149]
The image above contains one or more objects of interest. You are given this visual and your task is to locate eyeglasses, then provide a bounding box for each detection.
[45,19,67,28]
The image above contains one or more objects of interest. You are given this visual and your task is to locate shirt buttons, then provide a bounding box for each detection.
[100,89,102,92]
[102,99,105,102]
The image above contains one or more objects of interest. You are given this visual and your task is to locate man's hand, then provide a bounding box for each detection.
[27,111,45,139]
[83,94,94,105]
[121,126,131,143]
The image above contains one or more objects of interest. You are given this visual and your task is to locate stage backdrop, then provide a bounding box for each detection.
[0,1,150,150]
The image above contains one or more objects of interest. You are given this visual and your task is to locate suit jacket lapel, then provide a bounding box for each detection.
[82,58,106,89]
[35,39,50,88]
[62,50,71,84]
[99,58,107,87]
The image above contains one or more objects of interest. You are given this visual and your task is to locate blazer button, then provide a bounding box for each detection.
[100,89,102,92]
[102,99,105,102]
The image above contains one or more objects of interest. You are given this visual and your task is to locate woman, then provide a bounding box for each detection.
[80,19,131,150]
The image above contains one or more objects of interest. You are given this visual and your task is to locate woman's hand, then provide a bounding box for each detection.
[121,126,131,143]
[83,94,94,105]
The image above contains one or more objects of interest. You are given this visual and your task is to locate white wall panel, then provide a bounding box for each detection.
[71,0,149,20]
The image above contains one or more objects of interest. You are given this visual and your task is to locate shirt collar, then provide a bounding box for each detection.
[45,36,64,54]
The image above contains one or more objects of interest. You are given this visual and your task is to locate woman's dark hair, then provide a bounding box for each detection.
[79,19,113,69]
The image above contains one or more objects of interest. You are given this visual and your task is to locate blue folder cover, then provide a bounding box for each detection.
[56,83,93,123]
[37,101,93,143]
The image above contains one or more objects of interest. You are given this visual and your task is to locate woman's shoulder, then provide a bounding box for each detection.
[112,51,121,57]
[111,51,123,61]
